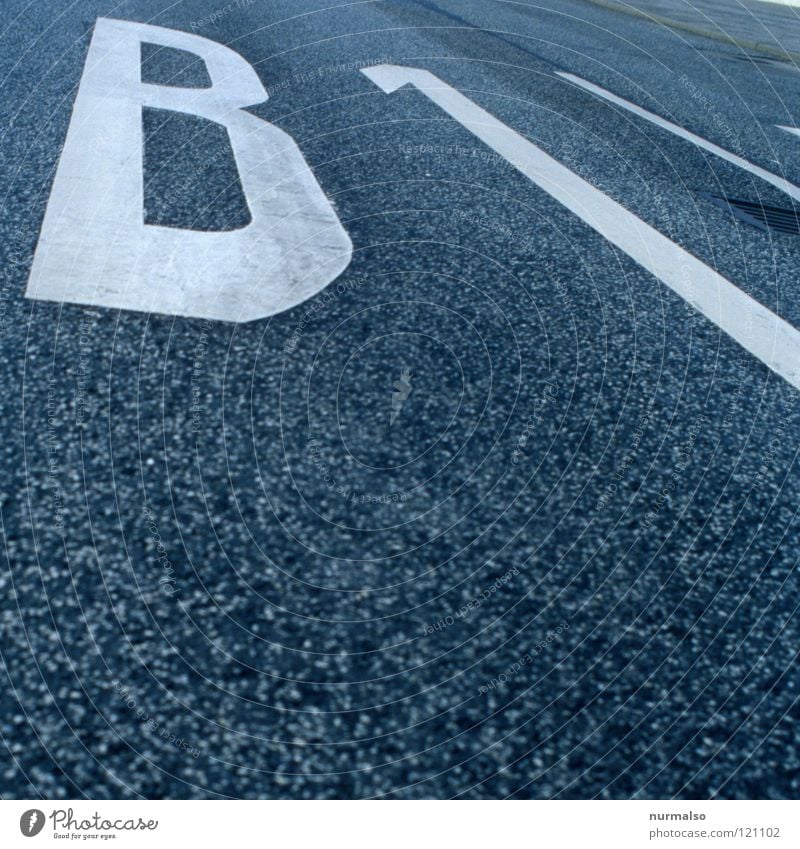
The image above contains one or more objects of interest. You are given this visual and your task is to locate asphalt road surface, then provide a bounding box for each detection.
[1,0,800,799]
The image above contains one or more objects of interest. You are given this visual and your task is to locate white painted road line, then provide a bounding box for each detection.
[26,18,352,323]
[361,64,800,391]
[556,71,800,204]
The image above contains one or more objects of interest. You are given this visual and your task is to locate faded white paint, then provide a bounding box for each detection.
[361,64,800,391]
[27,18,352,322]
[557,71,800,203]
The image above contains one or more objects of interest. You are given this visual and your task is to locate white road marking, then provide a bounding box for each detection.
[557,71,800,204]
[27,18,352,323]
[361,64,800,391]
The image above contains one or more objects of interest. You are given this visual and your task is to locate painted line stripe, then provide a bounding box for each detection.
[556,71,800,204]
[361,64,800,391]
